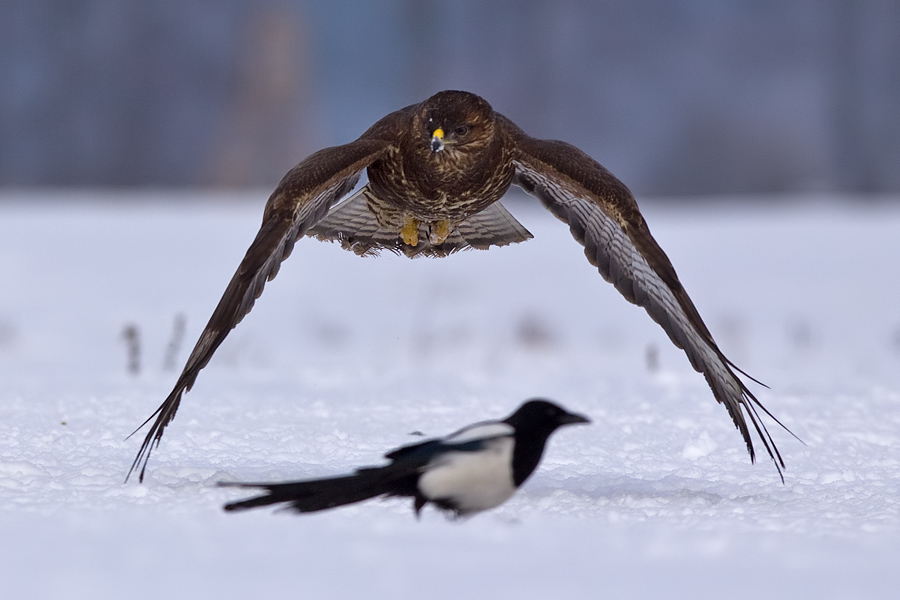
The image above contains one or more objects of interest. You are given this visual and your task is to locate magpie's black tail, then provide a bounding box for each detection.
[219,466,412,513]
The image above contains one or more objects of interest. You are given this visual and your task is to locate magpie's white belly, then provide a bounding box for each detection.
[417,437,516,515]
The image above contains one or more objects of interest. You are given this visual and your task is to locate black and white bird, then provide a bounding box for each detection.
[219,399,589,518]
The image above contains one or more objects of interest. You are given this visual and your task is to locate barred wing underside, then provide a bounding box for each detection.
[508,133,790,479]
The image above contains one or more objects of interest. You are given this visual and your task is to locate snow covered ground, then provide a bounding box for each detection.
[1,190,898,599]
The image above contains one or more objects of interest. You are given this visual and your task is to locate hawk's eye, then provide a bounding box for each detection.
[454,125,470,136]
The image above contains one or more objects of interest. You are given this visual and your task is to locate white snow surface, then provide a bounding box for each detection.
[1,190,899,599]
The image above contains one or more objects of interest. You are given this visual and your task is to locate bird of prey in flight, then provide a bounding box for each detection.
[127,90,793,482]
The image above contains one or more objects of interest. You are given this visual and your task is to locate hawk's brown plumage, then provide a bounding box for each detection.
[128,90,794,482]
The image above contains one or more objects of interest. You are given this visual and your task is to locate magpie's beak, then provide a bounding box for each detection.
[559,412,591,426]
[431,128,445,153]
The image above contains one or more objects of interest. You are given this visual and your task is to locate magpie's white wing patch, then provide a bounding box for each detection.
[443,421,515,445]
[418,436,517,515]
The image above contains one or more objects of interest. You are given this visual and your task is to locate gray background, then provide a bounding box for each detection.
[2,0,898,195]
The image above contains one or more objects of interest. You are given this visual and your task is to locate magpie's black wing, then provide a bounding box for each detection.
[384,421,514,461]
[501,115,794,480]
[127,113,409,482]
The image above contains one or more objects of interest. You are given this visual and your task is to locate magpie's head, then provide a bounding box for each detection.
[504,399,590,438]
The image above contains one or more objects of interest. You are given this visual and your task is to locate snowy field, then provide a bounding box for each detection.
[1,190,899,599]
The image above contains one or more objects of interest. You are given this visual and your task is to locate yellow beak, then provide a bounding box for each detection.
[431,128,445,153]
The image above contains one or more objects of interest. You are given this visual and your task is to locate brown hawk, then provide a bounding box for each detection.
[128,90,793,482]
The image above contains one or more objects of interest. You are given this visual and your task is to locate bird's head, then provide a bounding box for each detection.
[504,399,591,437]
[502,399,590,488]
[417,90,496,156]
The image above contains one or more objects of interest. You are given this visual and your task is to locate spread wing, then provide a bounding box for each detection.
[501,116,793,480]
[127,132,400,482]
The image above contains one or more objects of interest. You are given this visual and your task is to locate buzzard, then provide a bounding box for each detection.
[128,90,793,482]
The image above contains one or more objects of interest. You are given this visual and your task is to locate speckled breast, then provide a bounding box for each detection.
[366,144,515,225]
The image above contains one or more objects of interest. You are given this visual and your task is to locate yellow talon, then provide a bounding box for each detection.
[429,219,453,244]
[401,217,420,246]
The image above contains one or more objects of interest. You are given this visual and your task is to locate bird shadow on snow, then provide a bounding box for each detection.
[529,474,767,512]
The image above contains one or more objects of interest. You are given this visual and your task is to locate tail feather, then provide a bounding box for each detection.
[306,185,398,255]
[307,186,532,258]
[453,201,533,250]
[220,466,413,513]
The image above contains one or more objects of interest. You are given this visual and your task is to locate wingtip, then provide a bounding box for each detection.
[124,385,188,483]
[124,434,154,483]
[737,386,791,483]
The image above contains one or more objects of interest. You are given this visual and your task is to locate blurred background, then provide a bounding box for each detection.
[1,0,898,196]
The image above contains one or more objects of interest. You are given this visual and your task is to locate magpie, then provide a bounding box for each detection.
[219,399,589,518]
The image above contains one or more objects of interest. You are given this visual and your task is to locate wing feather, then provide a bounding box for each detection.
[503,118,793,479]
[127,137,395,482]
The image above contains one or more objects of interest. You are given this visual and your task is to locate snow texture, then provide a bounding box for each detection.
[1,190,899,599]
